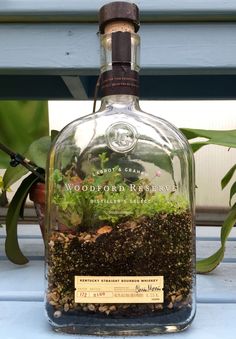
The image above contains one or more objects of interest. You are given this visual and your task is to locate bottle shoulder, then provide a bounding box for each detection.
[53,107,191,156]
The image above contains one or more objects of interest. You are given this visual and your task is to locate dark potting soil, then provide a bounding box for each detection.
[47,211,194,320]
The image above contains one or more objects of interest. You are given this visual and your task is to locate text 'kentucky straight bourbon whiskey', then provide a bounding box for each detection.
[45,1,196,335]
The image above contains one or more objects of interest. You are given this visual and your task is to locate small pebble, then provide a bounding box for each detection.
[64,303,70,312]
[123,221,137,230]
[97,226,112,235]
[98,305,108,312]
[167,302,173,309]
[49,240,54,247]
[109,305,116,312]
[53,310,62,318]
[88,304,96,311]
[51,292,60,302]
[175,295,183,302]
[84,234,91,241]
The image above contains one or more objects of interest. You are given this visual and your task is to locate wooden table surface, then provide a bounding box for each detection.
[0,224,235,339]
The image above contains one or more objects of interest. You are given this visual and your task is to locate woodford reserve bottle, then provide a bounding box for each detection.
[45,1,196,335]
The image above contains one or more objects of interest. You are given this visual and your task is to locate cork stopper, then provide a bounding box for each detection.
[99,1,140,34]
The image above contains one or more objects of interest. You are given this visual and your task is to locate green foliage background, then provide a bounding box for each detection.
[181,127,236,273]
[0,101,49,168]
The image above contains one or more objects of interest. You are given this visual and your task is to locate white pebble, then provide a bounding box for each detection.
[53,310,62,318]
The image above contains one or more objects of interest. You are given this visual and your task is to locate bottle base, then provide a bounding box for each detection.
[48,304,195,336]
[52,323,192,336]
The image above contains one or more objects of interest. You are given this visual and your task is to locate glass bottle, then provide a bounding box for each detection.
[45,1,196,335]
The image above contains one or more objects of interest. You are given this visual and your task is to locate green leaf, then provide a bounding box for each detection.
[51,130,60,142]
[229,182,236,206]
[131,144,174,176]
[0,191,8,207]
[2,133,52,191]
[190,142,209,153]
[180,128,200,140]
[5,173,38,265]
[197,203,236,273]
[196,248,225,274]
[27,136,51,169]
[2,134,52,190]
[220,203,236,245]
[3,164,29,190]
[0,101,49,168]
[181,128,236,149]
[221,164,236,190]
[19,193,28,219]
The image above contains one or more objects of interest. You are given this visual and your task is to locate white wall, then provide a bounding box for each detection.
[49,100,236,208]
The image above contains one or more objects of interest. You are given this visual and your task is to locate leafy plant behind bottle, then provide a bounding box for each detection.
[0,101,49,168]
[0,101,53,264]
[2,117,235,273]
[181,128,236,273]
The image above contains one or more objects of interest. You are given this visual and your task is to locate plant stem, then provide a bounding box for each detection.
[0,142,44,182]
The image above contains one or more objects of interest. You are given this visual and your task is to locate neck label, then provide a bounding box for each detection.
[100,68,139,97]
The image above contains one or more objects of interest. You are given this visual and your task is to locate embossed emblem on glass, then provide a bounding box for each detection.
[106,122,138,152]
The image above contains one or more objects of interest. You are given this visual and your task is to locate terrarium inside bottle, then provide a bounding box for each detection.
[45,2,196,335]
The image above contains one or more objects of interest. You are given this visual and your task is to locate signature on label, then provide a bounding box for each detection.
[135,284,162,293]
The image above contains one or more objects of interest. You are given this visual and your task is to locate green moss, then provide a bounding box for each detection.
[142,193,188,216]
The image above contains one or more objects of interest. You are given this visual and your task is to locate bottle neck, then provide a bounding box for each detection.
[99,94,140,111]
[99,31,140,100]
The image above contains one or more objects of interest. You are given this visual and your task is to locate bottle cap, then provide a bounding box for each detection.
[99,1,140,34]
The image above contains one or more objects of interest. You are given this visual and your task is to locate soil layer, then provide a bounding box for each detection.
[47,211,194,319]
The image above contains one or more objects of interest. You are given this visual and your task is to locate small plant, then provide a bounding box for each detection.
[51,152,188,232]
[47,152,194,320]
[0,101,50,264]
[181,128,236,273]
[0,127,59,264]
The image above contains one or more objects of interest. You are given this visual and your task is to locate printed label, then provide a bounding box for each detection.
[74,276,164,304]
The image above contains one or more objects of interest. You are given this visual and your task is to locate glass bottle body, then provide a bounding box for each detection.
[45,95,196,335]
